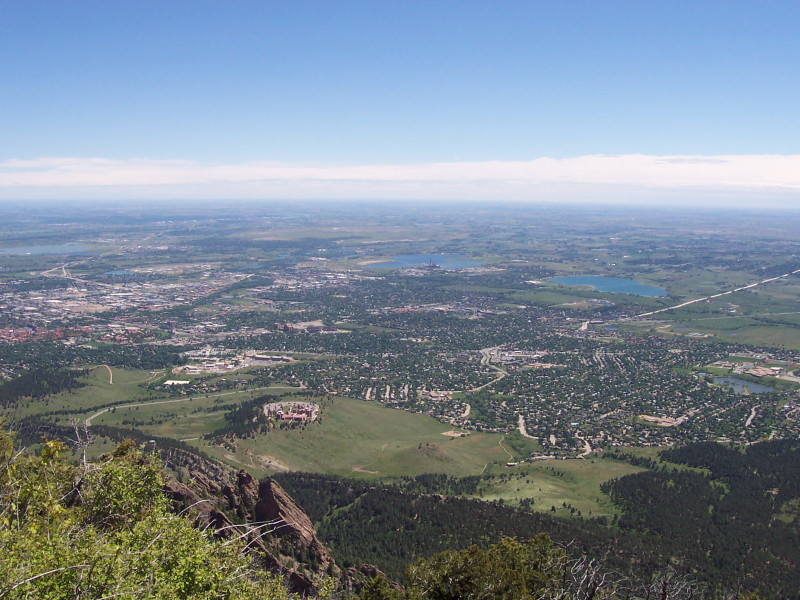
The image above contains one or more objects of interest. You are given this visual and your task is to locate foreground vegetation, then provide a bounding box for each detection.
[0,426,308,600]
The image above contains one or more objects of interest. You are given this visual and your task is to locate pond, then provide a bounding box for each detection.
[550,275,667,297]
[713,377,775,394]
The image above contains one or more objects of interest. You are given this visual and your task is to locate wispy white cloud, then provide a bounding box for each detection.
[1,154,799,204]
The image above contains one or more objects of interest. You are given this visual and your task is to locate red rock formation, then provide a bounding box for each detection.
[162,462,338,595]
[254,478,337,572]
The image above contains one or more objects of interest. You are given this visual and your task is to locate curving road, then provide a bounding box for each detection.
[517,414,536,439]
[575,433,592,458]
[84,384,301,427]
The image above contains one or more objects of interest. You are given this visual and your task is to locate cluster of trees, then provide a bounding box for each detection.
[204,391,325,441]
[601,439,800,597]
[396,473,482,496]
[662,440,800,504]
[358,535,715,600]
[206,394,271,440]
[0,367,86,406]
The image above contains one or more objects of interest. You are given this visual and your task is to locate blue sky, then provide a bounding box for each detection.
[1,1,799,203]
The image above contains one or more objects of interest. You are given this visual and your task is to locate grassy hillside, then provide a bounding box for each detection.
[206,396,538,478]
[9,367,644,517]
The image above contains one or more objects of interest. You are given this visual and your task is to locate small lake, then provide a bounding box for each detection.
[0,243,89,256]
[550,276,667,297]
[366,254,484,270]
[714,377,774,395]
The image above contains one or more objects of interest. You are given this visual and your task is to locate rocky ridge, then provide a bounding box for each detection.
[162,448,338,594]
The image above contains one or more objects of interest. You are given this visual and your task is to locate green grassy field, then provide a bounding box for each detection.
[473,458,644,518]
[650,322,800,350]
[87,383,303,433]
[2,366,168,419]
[195,396,538,478]
[723,325,800,349]
[80,391,527,478]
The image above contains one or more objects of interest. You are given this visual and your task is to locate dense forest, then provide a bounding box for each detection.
[602,440,800,598]
[276,438,800,600]
[0,367,86,406]
[273,473,666,584]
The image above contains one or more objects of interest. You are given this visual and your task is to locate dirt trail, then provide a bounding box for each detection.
[575,433,592,458]
[89,364,114,384]
[128,370,167,384]
[745,405,759,428]
[498,437,514,460]
[258,454,291,472]
[352,444,386,474]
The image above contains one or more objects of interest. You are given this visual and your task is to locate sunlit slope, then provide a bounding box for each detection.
[206,396,537,478]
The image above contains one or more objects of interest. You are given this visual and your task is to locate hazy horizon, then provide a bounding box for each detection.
[2,2,799,207]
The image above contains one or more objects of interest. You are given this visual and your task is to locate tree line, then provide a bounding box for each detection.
[0,367,86,406]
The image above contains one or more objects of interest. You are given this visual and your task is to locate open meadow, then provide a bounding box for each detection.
[473,458,645,518]
[77,384,636,516]
[201,396,539,478]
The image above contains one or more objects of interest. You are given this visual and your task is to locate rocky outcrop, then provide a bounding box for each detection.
[255,478,336,570]
[162,454,338,595]
[163,447,234,489]
[164,476,219,522]
[236,469,260,516]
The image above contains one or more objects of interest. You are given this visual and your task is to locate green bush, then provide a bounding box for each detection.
[0,425,301,599]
